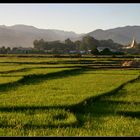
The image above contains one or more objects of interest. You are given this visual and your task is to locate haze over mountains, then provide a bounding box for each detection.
[87,26,140,45]
[0,24,140,48]
[0,24,81,48]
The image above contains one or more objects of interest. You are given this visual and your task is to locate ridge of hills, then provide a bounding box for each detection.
[0,24,140,48]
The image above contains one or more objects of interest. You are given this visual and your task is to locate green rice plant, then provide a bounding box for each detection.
[0,56,139,136]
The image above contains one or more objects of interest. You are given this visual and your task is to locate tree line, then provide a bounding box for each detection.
[33,35,124,55]
[0,35,125,55]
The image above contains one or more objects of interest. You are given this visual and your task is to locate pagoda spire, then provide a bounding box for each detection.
[130,37,137,48]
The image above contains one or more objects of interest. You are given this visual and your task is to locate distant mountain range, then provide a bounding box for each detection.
[87,26,140,45]
[0,24,82,48]
[0,24,140,48]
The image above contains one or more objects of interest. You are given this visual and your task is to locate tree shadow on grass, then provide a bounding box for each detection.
[1,64,114,76]
[0,74,140,129]
[0,65,87,74]
[0,64,123,76]
[0,64,129,93]
[73,77,140,126]
[0,59,119,65]
[0,67,88,93]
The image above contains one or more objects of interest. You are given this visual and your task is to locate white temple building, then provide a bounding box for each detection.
[125,37,137,49]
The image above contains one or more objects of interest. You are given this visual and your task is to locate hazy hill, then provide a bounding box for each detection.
[0,24,81,48]
[87,26,140,45]
[1,25,140,48]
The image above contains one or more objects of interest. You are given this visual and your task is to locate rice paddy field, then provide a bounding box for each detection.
[0,55,139,136]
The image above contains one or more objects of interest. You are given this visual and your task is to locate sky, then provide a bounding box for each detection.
[0,3,140,34]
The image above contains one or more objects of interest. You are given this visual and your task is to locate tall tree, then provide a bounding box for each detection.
[91,46,100,55]
[74,40,81,51]
[33,40,39,49]
[100,48,113,55]
[80,35,100,51]
[65,38,76,50]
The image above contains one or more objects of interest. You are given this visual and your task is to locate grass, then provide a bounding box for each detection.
[0,56,139,136]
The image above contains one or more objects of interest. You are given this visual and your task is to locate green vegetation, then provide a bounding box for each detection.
[32,36,123,55]
[0,35,124,55]
[0,55,139,136]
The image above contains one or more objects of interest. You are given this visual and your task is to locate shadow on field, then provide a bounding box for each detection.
[0,66,83,74]
[0,59,120,65]
[0,73,140,129]
[0,67,88,92]
[0,63,131,93]
[0,68,31,74]
[0,65,110,75]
